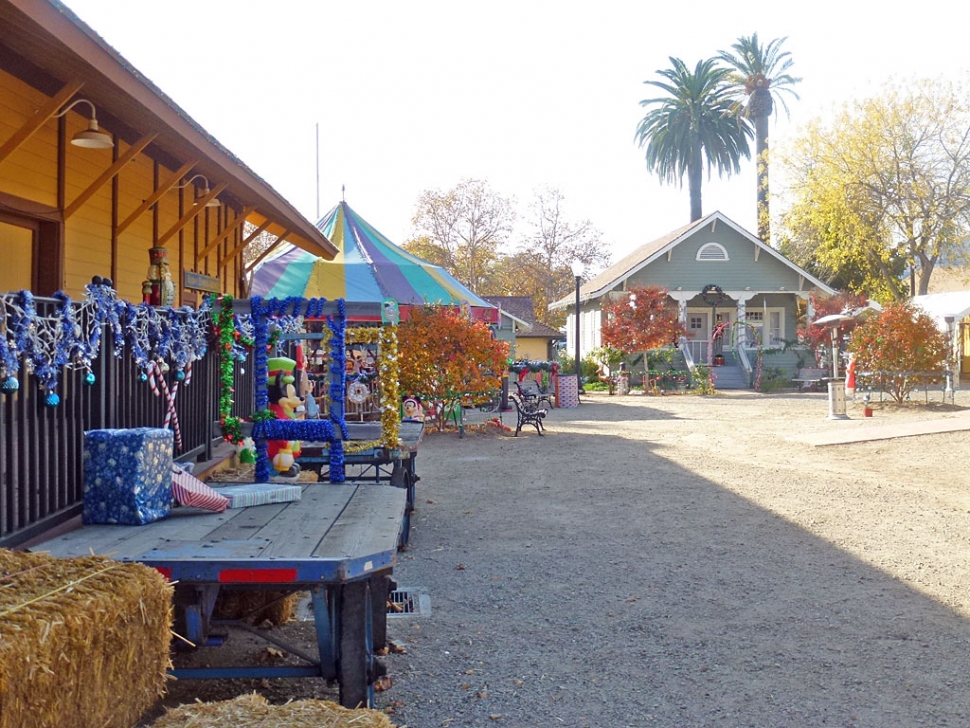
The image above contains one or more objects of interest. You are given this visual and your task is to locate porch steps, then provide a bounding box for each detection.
[711,364,750,390]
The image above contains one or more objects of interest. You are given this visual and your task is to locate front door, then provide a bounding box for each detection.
[687,310,710,363]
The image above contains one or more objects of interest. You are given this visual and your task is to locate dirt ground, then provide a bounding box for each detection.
[142,389,970,727]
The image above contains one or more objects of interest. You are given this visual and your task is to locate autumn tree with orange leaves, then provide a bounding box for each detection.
[600,286,686,357]
[397,305,509,430]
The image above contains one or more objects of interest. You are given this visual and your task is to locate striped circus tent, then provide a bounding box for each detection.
[251,201,497,322]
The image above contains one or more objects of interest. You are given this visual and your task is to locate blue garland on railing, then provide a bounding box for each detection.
[0,282,210,404]
[28,292,74,405]
[0,293,27,393]
[86,280,125,359]
[1,291,35,394]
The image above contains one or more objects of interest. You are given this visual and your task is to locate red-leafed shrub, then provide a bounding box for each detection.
[848,302,948,402]
[600,286,685,355]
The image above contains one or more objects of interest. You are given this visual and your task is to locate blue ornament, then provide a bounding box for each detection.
[139,372,148,382]
[45,392,60,407]
[84,372,96,386]
[175,370,186,382]
[2,376,19,394]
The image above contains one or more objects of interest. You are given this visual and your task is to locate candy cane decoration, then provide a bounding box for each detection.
[147,363,159,396]
[148,360,184,451]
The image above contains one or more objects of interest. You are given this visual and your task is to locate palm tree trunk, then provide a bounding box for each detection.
[689,141,703,222]
[755,112,770,241]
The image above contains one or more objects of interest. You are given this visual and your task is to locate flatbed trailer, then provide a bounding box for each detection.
[300,421,424,542]
[31,482,405,708]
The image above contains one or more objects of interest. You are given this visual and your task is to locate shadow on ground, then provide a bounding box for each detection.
[381,404,970,727]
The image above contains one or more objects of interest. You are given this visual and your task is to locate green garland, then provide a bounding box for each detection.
[214,295,285,445]
[214,294,244,444]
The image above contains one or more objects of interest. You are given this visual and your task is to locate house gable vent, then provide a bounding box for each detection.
[696,243,729,261]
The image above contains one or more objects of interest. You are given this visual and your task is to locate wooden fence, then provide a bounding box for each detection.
[0,296,252,548]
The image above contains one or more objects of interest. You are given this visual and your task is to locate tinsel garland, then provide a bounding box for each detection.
[378,325,401,449]
[326,300,347,482]
[249,296,273,482]
[253,419,338,442]
[245,296,347,482]
[214,294,244,445]
[331,324,402,458]
[1,283,208,406]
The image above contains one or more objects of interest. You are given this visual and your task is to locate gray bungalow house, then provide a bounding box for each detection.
[550,212,837,386]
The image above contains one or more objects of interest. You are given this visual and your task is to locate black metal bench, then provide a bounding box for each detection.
[516,378,554,409]
[792,367,827,391]
[510,392,546,436]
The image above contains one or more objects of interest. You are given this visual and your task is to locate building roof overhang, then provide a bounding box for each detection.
[0,0,337,260]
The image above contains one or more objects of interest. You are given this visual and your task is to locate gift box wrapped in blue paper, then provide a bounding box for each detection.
[83,428,174,525]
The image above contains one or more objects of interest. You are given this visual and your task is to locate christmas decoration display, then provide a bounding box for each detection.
[239,296,351,483]
[0,280,209,421]
[215,294,313,447]
[265,356,304,477]
[214,296,402,483]
[342,326,400,454]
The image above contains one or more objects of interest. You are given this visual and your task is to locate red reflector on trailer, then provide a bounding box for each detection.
[218,568,298,583]
[154,567,173,581]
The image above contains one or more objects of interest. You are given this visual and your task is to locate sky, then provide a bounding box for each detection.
[64,0,970,267]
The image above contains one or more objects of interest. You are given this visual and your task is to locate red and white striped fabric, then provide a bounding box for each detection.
[171,466,229,512]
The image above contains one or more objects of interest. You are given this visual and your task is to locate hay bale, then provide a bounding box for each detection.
[0,549,173,728]
[213,589,302,625]
[150,692,397,727]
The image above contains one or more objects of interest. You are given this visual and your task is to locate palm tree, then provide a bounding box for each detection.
[718,34,801,241]
[636,57,752,223]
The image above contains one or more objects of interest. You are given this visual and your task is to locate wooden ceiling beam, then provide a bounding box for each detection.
[64,132,157,219]
[155,181,228,247]
[0,80,83,167]
[219,239,249,272]
[116,160,196,235]
[195,206,255,263]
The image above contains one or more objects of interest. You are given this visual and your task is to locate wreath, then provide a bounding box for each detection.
[347,380,370,404]
[701,284,725,308]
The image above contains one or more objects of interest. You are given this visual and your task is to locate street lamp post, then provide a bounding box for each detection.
[945,316,955,402]
[571,261,584,396]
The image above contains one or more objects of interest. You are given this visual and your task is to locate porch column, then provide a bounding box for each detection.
[668,290,692,325]
[730,291,757,346]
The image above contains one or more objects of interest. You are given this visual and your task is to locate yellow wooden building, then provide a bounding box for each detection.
[0,0,336,304]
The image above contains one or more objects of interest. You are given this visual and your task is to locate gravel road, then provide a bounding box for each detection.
[378,390,970,728]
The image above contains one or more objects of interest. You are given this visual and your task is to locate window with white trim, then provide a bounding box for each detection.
[744,309,785,347]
